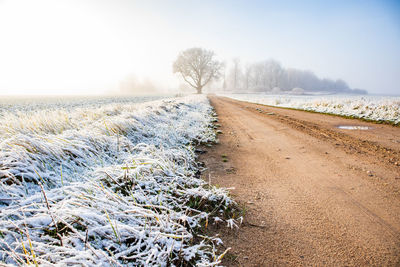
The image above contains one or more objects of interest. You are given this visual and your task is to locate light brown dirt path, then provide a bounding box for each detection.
[201,96,400,266]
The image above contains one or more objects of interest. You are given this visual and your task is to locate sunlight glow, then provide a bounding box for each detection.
[0,0,176,95]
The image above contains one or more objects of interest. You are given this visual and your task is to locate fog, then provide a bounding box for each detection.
[0,0,399,95]
[221,58,367,94]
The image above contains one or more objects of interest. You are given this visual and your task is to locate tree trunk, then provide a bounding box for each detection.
[196,86,202,94]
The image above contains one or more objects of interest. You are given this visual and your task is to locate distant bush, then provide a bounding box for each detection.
[291,87,305,95]
[271,87,282,94]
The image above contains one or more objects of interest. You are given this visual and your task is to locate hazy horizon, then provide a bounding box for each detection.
[0,0,399,95]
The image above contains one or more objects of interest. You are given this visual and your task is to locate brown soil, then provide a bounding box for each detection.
[200,96,400,266]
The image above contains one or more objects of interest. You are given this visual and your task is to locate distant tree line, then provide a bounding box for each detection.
[119,74,157,95]
[224,58,367,94]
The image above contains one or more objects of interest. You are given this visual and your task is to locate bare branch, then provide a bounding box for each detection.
[173,48,222,94]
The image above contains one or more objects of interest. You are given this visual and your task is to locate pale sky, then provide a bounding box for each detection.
[0,0,399,95]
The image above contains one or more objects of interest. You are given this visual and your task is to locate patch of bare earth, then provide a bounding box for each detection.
[200,96,400,266]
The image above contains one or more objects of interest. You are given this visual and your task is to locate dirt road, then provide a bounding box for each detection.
[201,96,400,266]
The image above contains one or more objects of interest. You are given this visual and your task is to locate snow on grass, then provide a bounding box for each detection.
[220,93,400,125]
[0,95,168,116]
[0,95,236,266]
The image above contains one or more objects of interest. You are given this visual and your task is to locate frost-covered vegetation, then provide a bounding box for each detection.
[0,95,237,266]
[220,94,400,125]
[0,95,168,115]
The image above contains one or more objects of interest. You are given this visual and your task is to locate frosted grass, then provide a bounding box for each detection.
[0,95,169,116]
[220,93,400,125]
[0,95,236,266]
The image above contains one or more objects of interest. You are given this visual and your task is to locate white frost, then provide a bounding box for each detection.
[0,95,235,266]
[219,93,400,125]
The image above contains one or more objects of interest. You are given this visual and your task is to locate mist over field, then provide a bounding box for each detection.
[0,0,399,96]
[219,58,367,95]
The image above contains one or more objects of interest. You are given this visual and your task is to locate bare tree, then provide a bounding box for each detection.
[243,64,253,91]
[173,48,223,94]
[232,58,241,90]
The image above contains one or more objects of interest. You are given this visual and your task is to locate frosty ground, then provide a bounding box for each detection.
[0,95,239,266]
[219,93,400,125]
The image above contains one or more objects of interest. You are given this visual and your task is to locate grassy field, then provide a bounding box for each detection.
[219,93,400,126]
[0,95,237,266]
